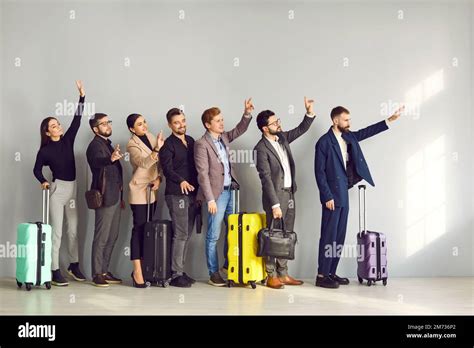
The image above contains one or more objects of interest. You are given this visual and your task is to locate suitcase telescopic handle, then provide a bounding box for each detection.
[358,184,367,237]
[146,183,153,222]
[42,187,50,225]
[231,186,240,214]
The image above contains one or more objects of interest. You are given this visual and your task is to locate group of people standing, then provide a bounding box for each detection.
[33,80,403,289]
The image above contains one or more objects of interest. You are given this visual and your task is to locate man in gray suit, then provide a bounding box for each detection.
[86,113,125,288]
[194,98,254,286]
[254,97,316,289]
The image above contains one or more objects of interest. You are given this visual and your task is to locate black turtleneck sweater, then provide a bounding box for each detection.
[138,133,153,151]
[33,95,85,183]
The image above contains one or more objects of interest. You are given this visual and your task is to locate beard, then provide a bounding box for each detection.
[175,127,186,135]
[337,125,350,133]
[98,129,112,137]
[268,126,282,135]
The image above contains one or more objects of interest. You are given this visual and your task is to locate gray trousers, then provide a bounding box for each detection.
[91,200,121,276]
[165,195,197,277]
[263,190,296,277]
[49,179,79,271]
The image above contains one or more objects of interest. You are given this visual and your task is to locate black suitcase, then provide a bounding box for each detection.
[142,185,172,287]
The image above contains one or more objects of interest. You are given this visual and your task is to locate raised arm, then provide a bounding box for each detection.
[126,132,163,170]
[225,98,253,143]
[353,106,404,142]
[283,97,316,143]
[64,80,85,141]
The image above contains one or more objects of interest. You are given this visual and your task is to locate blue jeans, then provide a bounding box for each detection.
[205,189,233,276]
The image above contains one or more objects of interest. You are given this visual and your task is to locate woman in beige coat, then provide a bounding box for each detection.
[126,113,164,288]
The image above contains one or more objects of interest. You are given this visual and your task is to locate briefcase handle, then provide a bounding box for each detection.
[269,217,286,236]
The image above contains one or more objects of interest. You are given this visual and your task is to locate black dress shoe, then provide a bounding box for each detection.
[183,272,196,284]
[315,275,339,289]
[170,275,192,288]
[330,274,350,285]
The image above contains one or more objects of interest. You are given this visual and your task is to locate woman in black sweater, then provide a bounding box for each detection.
[33,81,86,286]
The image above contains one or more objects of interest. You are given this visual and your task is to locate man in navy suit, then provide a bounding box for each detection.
[314,105,403,288]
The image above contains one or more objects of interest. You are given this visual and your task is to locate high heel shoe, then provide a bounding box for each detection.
[131,272,150,288]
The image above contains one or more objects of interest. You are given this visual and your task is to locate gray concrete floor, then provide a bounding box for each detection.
[1,277,472,315]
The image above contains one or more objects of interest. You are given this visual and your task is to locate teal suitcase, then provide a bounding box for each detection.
[16,188,52,291]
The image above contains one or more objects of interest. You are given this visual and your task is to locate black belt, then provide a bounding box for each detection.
[282,187,292,192]
[224,185,232,190]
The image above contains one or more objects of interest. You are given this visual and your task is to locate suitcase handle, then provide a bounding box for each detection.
[231,186,240,214]
[146,183,153,222]
[358,184,367,238]
[42,188,50,225]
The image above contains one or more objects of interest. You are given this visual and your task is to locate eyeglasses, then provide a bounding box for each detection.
[267,118,281,127]
[97,120,112,127]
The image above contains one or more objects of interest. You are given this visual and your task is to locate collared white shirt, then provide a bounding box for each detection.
[332,128,348,170]
[267,112,316,209]
[265,134,292,189]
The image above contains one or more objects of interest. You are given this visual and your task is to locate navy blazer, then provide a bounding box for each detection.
[314,120,389,207]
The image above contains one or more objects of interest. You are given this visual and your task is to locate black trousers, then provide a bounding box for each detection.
[130,202,157,261]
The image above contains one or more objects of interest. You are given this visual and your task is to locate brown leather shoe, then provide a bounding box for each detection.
[279,275,304,286]
[266,276,285,289]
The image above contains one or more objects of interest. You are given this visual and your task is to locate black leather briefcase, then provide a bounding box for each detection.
[257,218,297,260]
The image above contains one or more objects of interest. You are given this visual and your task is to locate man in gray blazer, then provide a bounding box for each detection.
[86,113,125,288]
[254,97,316,289]
[194,99,254,286]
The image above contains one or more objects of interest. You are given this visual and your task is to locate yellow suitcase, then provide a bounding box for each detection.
[227,212,267,289]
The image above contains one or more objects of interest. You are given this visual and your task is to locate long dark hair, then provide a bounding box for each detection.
[40,117,57,148]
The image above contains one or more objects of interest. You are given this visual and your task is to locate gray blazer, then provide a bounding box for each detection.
[254,115,315,207]
[194,114,252,203]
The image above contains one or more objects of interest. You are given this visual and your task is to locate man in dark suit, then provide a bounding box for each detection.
[86,113,125,288]
[314,105,403,288]
[254,97,316,289]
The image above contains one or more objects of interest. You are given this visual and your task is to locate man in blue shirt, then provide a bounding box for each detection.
[194,99,254,286]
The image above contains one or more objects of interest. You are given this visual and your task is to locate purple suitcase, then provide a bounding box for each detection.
[356,185,388,286]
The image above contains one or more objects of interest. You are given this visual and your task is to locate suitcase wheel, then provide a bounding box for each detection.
[367,280,373,287]
[25,283,32,291]
[16,279,22,289]
[227,280,235,288]
[358,276,363,284]
[45,282,51,290]
[249,281,256,290]
[383,278,387,286]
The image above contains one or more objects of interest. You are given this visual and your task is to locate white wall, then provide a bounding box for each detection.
[1,0,472,279]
